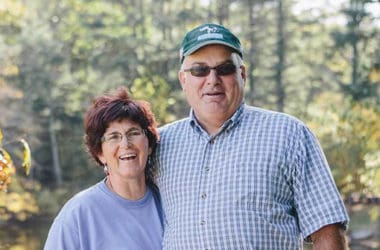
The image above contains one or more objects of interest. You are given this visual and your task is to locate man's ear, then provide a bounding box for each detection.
[240,64,247,82]
[178,70,186,91]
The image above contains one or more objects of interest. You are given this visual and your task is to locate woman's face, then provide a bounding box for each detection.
[98,119,151,183]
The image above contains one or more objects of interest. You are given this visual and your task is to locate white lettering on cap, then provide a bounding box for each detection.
[198,33,223,40]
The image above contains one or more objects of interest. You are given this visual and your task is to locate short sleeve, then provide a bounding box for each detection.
[43,213,80,250]
[291,124,349,239]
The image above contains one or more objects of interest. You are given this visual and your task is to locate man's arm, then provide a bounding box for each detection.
[310,223,348,250]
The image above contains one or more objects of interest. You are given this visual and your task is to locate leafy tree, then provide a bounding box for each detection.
[1,0,379,200]
[0,128,38,222]
[331,0,380,100]
[0,129,31,191]
[307,93,380,197]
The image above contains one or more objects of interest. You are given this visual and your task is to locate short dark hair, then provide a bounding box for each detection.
[84,87,159,183]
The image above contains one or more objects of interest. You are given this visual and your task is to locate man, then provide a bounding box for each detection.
[156,23,349,249]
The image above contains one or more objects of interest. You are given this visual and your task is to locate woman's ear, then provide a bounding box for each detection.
[98,153,106,165]
[148,147,153,156]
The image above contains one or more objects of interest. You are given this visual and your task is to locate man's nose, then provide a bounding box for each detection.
[206,68,221,84]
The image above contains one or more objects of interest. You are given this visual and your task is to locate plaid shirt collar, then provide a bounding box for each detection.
[189,102,245,137]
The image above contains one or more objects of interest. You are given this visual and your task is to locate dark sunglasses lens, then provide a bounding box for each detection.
[191,66,210,77]
[216,64,236,75]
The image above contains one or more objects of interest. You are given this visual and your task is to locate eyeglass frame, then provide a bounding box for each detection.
[100,128,146,144]
[183,62,240,77]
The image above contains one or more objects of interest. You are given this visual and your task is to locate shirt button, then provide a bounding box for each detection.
[209,139,215,144]
[201,193,207,199]
[200,220,206,225]
[204,167,210,172]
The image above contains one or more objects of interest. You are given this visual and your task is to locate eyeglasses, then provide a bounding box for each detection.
[183,63,237,77]
[101,128,146,144]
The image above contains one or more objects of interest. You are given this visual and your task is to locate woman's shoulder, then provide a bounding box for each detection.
[54,181,105,220]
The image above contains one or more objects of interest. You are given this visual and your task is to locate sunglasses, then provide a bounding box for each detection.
[183,63,237,77]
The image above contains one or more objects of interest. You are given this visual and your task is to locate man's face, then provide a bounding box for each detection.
[179,45,246,130]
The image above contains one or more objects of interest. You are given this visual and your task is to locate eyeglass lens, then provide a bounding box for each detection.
[185,63,237,77]
[102,129,144,143]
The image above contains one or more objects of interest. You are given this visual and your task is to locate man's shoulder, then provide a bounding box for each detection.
[158,117,190,133]
[244,105,303,125]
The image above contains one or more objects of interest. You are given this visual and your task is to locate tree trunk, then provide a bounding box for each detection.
[275,0,285,112]
[351,31,359,86]
[49,114,62,186]
[246,0,257,105]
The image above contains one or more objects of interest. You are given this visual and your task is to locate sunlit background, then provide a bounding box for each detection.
[1,0,379,249]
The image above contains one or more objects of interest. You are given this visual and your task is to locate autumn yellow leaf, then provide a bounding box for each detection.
[0,148,14,168]
[369,66,380,83]
[20,139,31,175]
[0,148,14,191]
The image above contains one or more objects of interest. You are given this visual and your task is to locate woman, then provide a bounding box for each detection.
[44,87,163,250]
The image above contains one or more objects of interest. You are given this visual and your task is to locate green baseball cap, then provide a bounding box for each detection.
[179,23,243,63]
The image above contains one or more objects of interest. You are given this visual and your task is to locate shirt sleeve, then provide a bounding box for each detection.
[43,214,80,250]
[291,123,349,239]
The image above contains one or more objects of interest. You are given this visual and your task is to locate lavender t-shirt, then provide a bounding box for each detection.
[44,179,163,250]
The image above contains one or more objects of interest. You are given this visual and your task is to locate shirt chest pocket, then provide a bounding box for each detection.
[213,161,292,212]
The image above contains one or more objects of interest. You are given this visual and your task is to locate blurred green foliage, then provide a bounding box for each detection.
[307,93,380,196]
[0,177,39,222]
[0,0,379,225]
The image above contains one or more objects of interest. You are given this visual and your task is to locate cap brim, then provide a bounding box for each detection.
[183,40,241,57]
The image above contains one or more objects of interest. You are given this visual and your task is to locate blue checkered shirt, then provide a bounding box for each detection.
[156,103,348,249]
